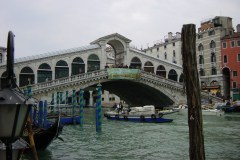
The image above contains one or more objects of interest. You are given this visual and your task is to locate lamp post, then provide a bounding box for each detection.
[0,31,31,160]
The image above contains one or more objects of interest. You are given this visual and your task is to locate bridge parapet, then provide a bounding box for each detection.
[140,70,184,91]
[30,70,108,94]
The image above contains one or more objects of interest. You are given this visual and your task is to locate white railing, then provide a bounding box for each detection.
[30,69,108,92]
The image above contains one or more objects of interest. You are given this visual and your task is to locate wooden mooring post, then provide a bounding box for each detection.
[181,24,205,160]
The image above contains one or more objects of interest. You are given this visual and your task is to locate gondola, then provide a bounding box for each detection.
[24,117,63,150]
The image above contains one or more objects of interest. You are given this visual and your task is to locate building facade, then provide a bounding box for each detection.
[196,16,234,97]
[221,28,240,101]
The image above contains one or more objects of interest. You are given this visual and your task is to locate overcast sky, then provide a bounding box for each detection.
[0,0,239,58]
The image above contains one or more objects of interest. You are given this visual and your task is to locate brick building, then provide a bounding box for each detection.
[221,25,240,100]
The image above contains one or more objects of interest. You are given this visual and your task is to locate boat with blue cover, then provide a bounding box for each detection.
[104,105,173,123]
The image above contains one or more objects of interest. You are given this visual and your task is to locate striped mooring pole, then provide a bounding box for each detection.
[38,101,43,127]
[44,100,48,128]
[96,83,102,132]
[27,85,33,122]
[51,93,54,113]
[72,90,77,125]
[65,90,69,114]
[79,88,84,127]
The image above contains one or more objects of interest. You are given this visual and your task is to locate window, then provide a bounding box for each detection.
[238,54,240,62]
[173,50,176,57]
[211,52,216,62]
[199,55,204,64]
[208,30,215,36]
[224,55,228,63]
[222,42,227,49]
[200,69,205,76]
[232,82,237,89]
[0,53,2,63]
[231,41,235,47]
[164,52,167,60]
[157,47,159,52]
[164,45,167,49]
[210,40,215,49]
[198,34,203,39]
[198,44,204,51]
[211,67,217,75]
[173,42,175,46]
[237,40,240,47]
[233,71,238,77]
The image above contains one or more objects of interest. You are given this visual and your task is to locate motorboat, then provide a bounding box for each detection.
[176,104,225,116]
[104,105,173,123]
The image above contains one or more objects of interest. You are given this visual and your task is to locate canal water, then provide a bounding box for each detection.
[24,108,240,160]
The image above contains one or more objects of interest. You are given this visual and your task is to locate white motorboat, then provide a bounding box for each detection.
[104,105,173,123]
[176,105,224,116]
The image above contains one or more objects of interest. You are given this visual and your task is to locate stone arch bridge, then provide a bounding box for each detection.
[30,69,221,108]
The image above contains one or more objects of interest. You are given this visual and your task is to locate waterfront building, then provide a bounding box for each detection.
[196,16,234,97]
[0,47,6,65]
[144,32,182,66]
[221,25,240,100]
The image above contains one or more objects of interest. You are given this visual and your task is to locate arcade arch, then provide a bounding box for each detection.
[55,60,69,79]
[19,66,34,87]
[130,57,142,69]
[87,54,100,72]
[38,63,52,83]
[156,65,166,78]
[72,57,85,75]
[168,69,178,81]
[222,67,230,99]
[144,61,154,73]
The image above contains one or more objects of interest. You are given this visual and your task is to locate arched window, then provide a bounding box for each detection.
[129,57,142,69]
[211,52,216,62]
[72,57,85,75]
[55,60,69,79]
[168,69,178,81]
[199,55,204,64]
[198,44,204,51]
[87,54,100,72]
[210,40,216,49]
[211,67,217,75]
[200,68,205,76]
[38,63,52,83]
[19,67,34,87]
[143,61,154,73]
[179,73,184,83]
[164,52,167,60]
[156,65,166,78]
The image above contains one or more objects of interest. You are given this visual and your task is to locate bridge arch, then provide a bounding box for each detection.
[129,57,142,69]
[107,40,125,66]
[143,61,154,73]
[87,54,100,72]
[37,63,52,83]
[156,65,166,78]
[72,57,85,75]
[168,69,178,81]
[55,60,69,79]
[19,66,35,86]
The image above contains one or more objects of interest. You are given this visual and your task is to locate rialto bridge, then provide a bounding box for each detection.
[0,33,221,107]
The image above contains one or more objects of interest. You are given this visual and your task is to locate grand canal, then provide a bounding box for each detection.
[24,108,240,160]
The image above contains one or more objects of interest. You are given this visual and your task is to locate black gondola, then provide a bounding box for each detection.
[24,117,63,150]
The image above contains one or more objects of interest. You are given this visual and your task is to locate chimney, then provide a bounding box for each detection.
[168,32,173,40]
[237,24,240,33]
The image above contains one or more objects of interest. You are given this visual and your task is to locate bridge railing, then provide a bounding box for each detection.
[140,70,184,90]
[30,69,108,92]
